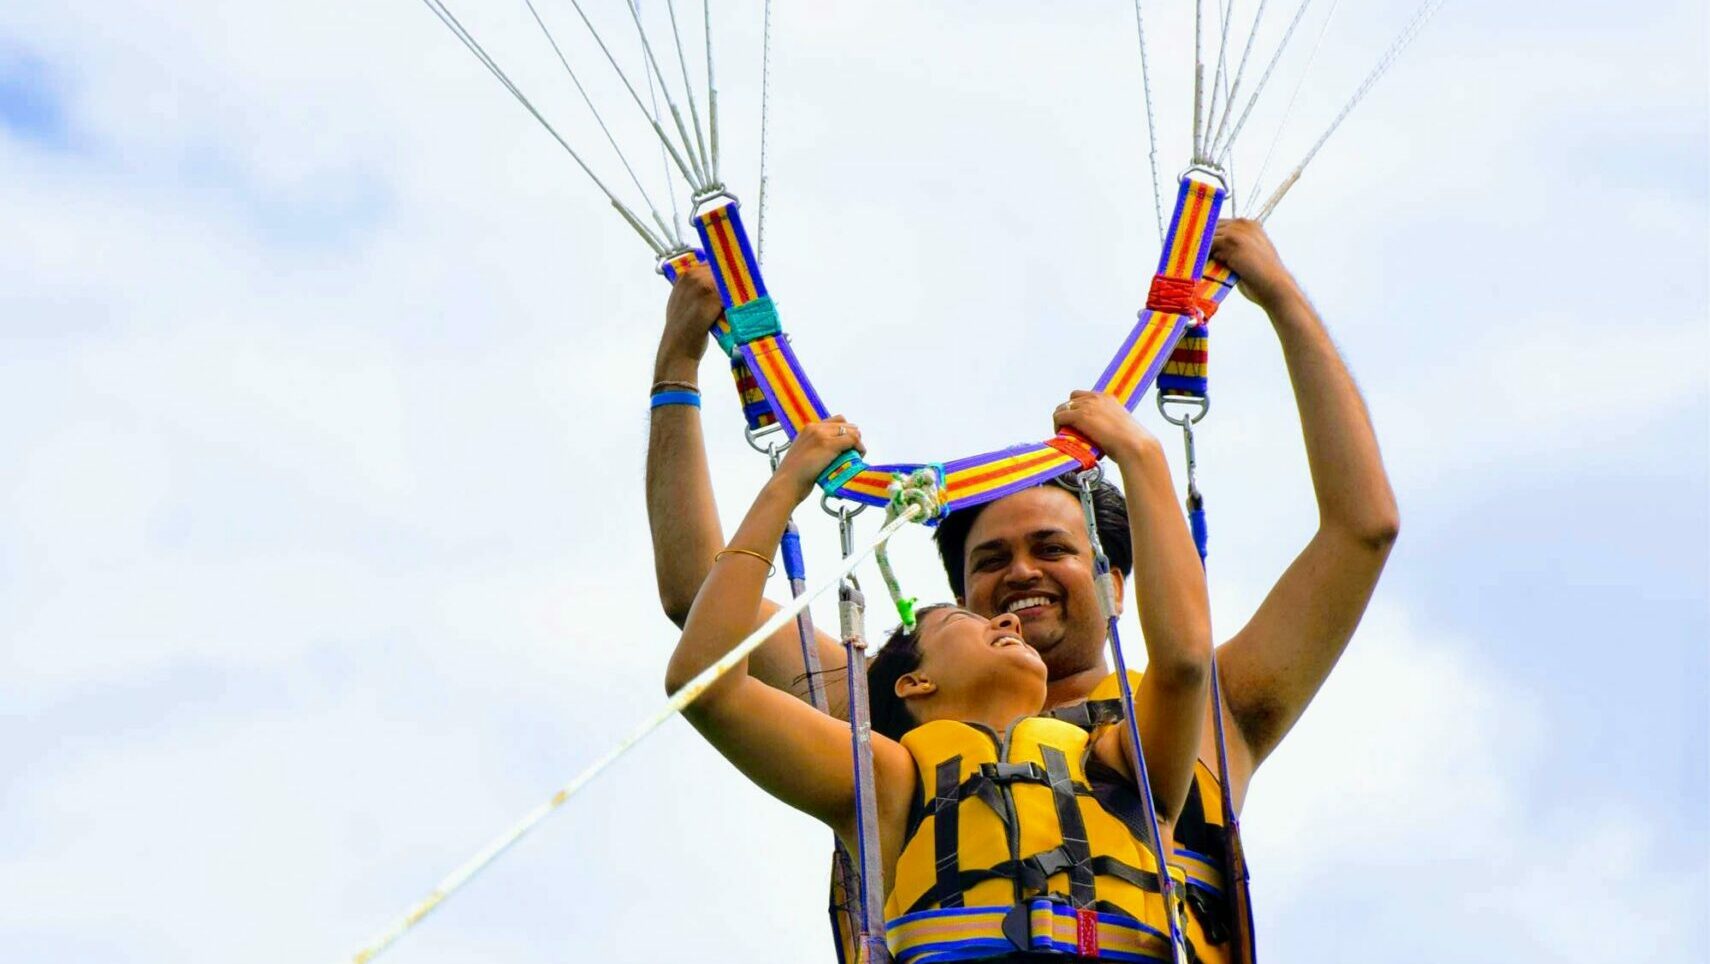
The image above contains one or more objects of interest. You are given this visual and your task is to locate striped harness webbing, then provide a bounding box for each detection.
[1157,260,1239,399]
[887,900,1174,964]
[1093,177,1226,410]
[660,248,778,432]
[686,177,1226,516]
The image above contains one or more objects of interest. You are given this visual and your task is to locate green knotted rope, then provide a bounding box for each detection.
[874,466,946,632]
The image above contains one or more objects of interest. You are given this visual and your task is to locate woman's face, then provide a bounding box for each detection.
[907,607,1049,720]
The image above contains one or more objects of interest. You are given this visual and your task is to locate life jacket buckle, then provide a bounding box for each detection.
[979,761,1047,784]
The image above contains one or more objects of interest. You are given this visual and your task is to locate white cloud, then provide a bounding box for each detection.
[1,0,1704,962]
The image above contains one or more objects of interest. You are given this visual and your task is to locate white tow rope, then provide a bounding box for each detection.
[342,503,923,964]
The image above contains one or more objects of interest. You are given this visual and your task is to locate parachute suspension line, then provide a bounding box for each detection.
[561,0,704,192]
[1254,0,1446,221]
[1203,0,1237,166]
[1244,0,1340,213]
[341,503,924,964]
[417,0,668,256]
[756,0,776,260]
[1129,0,1165,241]
[1216,32,1242,215]
[831,501,895,964]
[1205,0,1273,173]
[1074,469,1188,964]
[1207,0,1316,164]
[620,0,712,190]
[524,0,680,250]
[704,0,720,185]
[661,0,713,182]
[1192,0,1207,163]
[634,1,684,242]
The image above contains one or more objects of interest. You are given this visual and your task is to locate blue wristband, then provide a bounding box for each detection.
[650,390,701,410]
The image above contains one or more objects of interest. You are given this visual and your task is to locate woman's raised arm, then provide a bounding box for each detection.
[664,418,913,834]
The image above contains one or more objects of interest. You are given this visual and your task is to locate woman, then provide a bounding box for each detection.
[665,394,1212,963]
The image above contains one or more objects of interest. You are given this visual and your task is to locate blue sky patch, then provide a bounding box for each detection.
[0,48,72,149]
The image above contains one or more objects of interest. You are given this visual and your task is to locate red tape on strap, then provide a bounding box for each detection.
[1076,907,1100,956]
[1147,274,1204,320]
[1045,430,1100,470]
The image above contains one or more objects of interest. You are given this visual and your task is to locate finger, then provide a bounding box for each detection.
[1069,389,1096,399]
[825,414,848,424]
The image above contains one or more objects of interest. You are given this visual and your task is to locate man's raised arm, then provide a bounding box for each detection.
[646,266,849,713]
[1208,221,1401,791]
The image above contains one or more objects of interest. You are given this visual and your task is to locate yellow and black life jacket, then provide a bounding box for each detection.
[881,715,1188,964]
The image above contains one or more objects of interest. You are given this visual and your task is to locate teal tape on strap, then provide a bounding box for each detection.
[817,450,867,496]
[709,324,738,358]
[726,296,782,344]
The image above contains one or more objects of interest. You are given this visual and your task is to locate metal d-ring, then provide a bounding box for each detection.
[745,423,789,463]
[820,492,868,524]
[1157,393,1211,427]
[690,187,737,216]
[1178,163,1230,193]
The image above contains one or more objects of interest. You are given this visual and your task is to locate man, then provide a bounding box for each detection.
[646,219,1398,956]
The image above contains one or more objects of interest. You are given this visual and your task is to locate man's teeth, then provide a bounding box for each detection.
[992,636,1024,648]
[1005,595,1052,614]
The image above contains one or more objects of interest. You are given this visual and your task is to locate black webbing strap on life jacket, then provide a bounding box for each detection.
[904,754,1169,917]
[930,758,964,909]
[1039,745,1098,909]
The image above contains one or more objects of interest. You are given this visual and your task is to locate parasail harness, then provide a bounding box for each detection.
[344,1,1449,961]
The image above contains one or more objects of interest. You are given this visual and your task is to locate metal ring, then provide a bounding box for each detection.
[1157,393,1211,426]
[1177,164,1230,193]
[820,492,868,520]
[1074,464,1105,488]
[690,188,737,216]
[745,423,789,456]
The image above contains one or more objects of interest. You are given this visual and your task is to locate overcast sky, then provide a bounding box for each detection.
[1,1,1706,962]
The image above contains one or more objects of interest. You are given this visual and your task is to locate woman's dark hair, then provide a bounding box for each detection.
[866,603,954,741]
[932,471,1133,600]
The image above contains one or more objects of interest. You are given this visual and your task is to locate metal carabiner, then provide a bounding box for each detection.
[824,495,868,597]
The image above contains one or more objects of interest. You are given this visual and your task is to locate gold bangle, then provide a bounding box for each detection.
[714,547,776,576]
[651,379,700,394]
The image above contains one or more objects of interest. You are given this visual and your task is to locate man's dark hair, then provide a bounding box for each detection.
[932,471,1133,600]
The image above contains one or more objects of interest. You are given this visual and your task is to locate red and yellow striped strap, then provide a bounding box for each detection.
[1092,176,1226,413]
[694,200,769,308]
[669,177,1226,513]
[738,335,828,439]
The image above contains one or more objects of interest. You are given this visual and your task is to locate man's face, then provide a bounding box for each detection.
[958,486,1119,681]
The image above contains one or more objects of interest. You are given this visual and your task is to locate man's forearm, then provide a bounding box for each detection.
[1268,292,1400,547]
[647,353,725,626]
